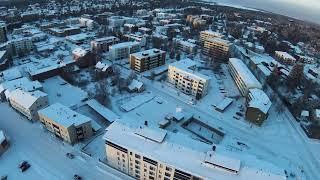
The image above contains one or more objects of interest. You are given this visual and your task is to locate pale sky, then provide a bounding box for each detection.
[213,0,320,24]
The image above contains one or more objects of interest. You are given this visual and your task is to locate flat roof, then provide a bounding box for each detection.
[110,41,140,49]
[104,121,286,180]
[229,58,262,89]
[169,58,210,81]
[130,48,165,59]
[38,103,91,127]
[9,89,47,109]
[86,99,120,122]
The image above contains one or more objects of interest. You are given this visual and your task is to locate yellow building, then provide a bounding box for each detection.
[199,30,224,45]
[203,38,232,61]
[38,103,93,144]
[130,48,166,73]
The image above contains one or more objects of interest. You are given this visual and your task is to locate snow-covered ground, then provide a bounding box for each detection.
[0,103,132,180]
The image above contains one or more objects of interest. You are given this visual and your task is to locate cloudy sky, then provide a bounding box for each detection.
[212,0,320,24]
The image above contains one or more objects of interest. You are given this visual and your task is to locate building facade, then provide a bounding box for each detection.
[0,130,9,156]
[168,59,210,99]
[91,36,119,53]
[245,88,271,125]
[174,39,197,55]
[199,30,224,45]
[228,58,262,96]
[109,42,141,61]
[275,51,296,65]
[129,48,166,73]
[203,38,232,61]
[0,22,8,43]
[8,89,48,121]
[38,103,93,144]
[104,121,286,180]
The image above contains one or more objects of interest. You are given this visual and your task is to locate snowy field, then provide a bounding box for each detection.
[0,103,132,180]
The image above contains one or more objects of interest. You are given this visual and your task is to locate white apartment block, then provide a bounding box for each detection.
[91,36,119,53]
[203,38,232,61]
[124,34,147,47]
[174,39,197,54]
[228,58,262,96]
[275,51,296,65]
[8,89,48,121]
[109,41,141,61]
[38,103,93,144]
[130,48,166,73]
[168,59,210,99]
[200,30,224,45]
[104,121,286,180]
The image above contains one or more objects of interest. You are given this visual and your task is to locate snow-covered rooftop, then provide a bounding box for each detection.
[0,77,42,94]
[8,89,47,110]
[130,48,165,59]
[169,58,210,81]
[104,121,286,180]
[229,58,262,89]
[38,103,91,127]
[86,99,120,122]
[0,68,22,83]
[248,88,271,114]
[72,47,87,57]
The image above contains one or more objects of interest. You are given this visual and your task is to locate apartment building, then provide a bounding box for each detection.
[275,51,296,65]
[91,36,119,53]
[109,41,141,61]
[246,88,272,125]
[0,22,8,43]
[199,30,224,45]
[0,50,8,71]
[124,34,147,47]
[129,48,166,73]
[104,121,286,180]
[38,103,93,144]
[0,130,9,156]
[168,59,210,99]
[174,39,197,54]
[8,37,34,57]
[228,58,262,96]
[8,89,48,121]
[203,38,232,61]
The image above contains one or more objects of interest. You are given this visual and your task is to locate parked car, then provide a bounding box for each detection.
[66,153,75,159]
[74,174,82,180]
[19,161,28,169]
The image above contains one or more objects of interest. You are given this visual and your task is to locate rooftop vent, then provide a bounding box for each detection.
[142,53,149,56]
[153,50,160,53]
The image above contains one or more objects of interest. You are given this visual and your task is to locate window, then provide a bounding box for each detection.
[165,167,172,172]
[135,154,141,159]
[130,152,132,155]
[165,172,171,177]
[135,160,140,164]
[150,166,154,171]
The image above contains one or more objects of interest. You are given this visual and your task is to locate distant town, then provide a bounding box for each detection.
[0,0,320,180]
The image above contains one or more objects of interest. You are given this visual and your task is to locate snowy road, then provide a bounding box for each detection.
[0,103,132,180]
